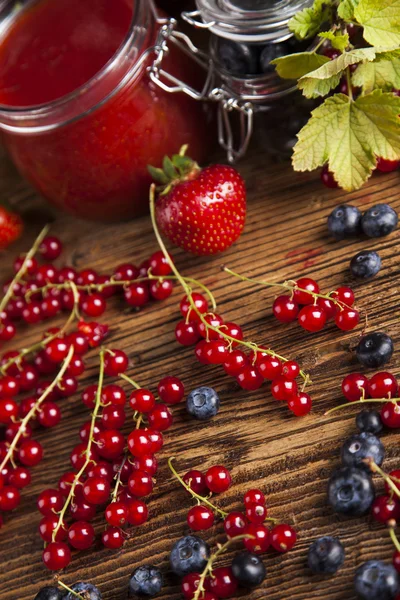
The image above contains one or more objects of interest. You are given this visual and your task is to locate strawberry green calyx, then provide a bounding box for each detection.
[147,145,201,196]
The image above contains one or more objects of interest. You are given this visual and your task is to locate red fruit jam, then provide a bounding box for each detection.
[0,0,208,221]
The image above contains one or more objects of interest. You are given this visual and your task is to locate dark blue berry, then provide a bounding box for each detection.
[186,386,220,420]
[350,250,381,279]
[214,38,259,76]
[356,409,383,434]
[328,467,375,516]
[231,552,266,586]
[128,565,163,597]
[260,42,289,73]
[341,432,385,470]
[327,204,362,239]
[354,560,399,600]
[356,332,394,368]
[170,535,210,577]
[362,204,398,238]
[308,536,345,574]
[66,583,101,600]
[34,588,65,600]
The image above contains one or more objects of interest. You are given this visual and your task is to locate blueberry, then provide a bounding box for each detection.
[170,535,210,577]
[231,552,266,586]
[356,332,394,368]
[34,588,65,600]
[350,250,381,279]
[356,409,383,435]
[186,386,220,420]
[260,42,290,73]
[328,467,375,516]
[214,38,259,76]
[66,583,101,600]
[341,432,385,470]
[128,565,163,598]
[362,204,398,238]
[307,536,345,574]
[327,204,362,239]
[354,560,399,600]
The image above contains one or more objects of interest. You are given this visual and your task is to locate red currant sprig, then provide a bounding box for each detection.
[388,523,400,574]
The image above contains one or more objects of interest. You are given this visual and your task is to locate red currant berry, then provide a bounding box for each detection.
[175,321,200,346]
[270,523,297,552]
[236,366,263,390]
[129,388,155,413]
[101,405,126,430]
[224,511,247,538]
[148,404,173,431]
[105,501,128,527]
[376,157,400,172]
[333,287,355,307]
[22,301,42,324]
[66,331,89,355]
[34,350,58,375]
[128,470,153,497]
[335,308,360,331]
[258,355,282,380]
[83,476,111,505]
[0,398,18,424]
[9,466,31,489]
[194,340,209,364]
[127,499,148,526]
[102,384,126,406]
[58,472,81,497]
[37,402,61,428]
[102,526,124,549]
[197,314,224,340]
[316,297,337,320]
[180,293,208,321]
[298,305,327,332]
[81,293,106,317]
[68,520,95,550]
[146,429,164,454]
[19,397,36,418]
[181,573,201,599]
[371,495,400,523]
[127,429,153,458]
[342,373,369,402]
[39,515,67,542]
[158,376,185,405]
[36,264,58,285]
[187,505,215,531]
[97,430,125,460]
[244,489,265,506]
[369,372,398,399]
[19,439,43,466]
[183,470,208,495]
[204,340,229,364]
[221,322,243,346]
[386,470,400,494]
[381,402,400,428]
[40,236,63,260]
[0,319,16,342]
[323,47,341,60]
[70,443,99,470]
[271,376,298,401]
[246,503,268,524]
[70,500,96,521]
[104,350,129,376]
[45,338,71,364]
[41,296,61,319]
[223,350,249,376]
[42,542,71,571]
[149,251,172,276]
[281,361,300,379]
[114,263,139,282]
[76,269,98,286]
[0,485,21,511]
[132,455,158,476]
[58,266,77,283]
[57,374,78,398]
[0,375,20,397]
[14,254,38,275]
[124,283,150,307]
[273,295,299,323]
[209,567,238,598]
[293,278,320,305]
[321,165,338,188]
[67,354,86,377]
[82,384,98,409]
[244,523,270,554]
[149,279,173,301]
[205,465,232,493]
[18,365,39,392]
[38,488,64,516]
[5,421,32,444]
[288,393,312,416]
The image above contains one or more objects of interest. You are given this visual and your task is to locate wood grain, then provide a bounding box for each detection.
[0,141,400,600]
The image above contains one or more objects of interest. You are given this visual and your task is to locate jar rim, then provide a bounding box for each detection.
[0,0,151,132]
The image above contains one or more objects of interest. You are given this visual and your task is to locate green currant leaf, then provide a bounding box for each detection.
[338,0,359,20]
[271,52,330,79]
[292,89,400,190]
[354,0,400,46]
[352,57,400,92]
[318,31,350,52]
[289,0,334,40]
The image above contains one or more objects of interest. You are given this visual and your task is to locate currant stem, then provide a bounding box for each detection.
[325,397,399,416]
[52,349,105,542]
[119,373,141,390]
[57,581,85,600]
[168,457,228,518]
[366,459,400,501]
[389,526,400,553]
[111,455,128,502]
[0,282,80,376]
[0,224,50,315]
[0,346,75,473]
[193,534,253,600]
[149,185,309,383]
[223,267,353,311]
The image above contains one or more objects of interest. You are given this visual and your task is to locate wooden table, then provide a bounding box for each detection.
[0,142,400,600]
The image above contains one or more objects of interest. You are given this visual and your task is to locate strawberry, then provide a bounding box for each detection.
[149,146,246,256]
[0,206,23,250]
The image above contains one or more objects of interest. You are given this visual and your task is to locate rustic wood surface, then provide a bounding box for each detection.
[0,140,400,600]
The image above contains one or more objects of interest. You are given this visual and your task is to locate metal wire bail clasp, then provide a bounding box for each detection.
[214,92,254,164]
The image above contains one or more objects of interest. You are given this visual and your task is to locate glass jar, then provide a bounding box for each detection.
[0,0,211,221]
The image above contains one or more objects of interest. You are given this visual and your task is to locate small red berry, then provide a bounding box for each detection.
[281,361,300,379]
[96,430,125,460]
[38,488,64,516]
[127,499,148,526]
[114,263,139,282]
[243,523,270,554]
[205,465,232,493]
[209,567,238,598]
[128,470,153,497]
[236,366,263,390]
[39,515,67,542]
[158,376,185,404]
[105,501,128,527]
[8,467,31,489]
[148,404,173,431]
[258,355,282,380]
[129,388,156,413]
[42,542,71,570]
[132,455,158,476]
[298,305,327,332]
[149,279,173,301]
[68,520,95,550]
[83,476,111,505]
[293,278,319,305]
[342,373,369,402]
[0,398,18,424]
[271,376,298,401]
[149,251,172,276]
[386,470,400,494]
[288,393,312,416]
[124,283,149,307]
[183,470,208,495]
[246,503,268,524]
[316,297,337,320]
[0,485,21,511]
[197,314,224,340]
[104,350,129,376]
[175,321,201,346]
[244,489,265,506]
[102,526,124,549]
[45,338,71,364]
[381,402,400,428]
[127,430,153,457]
[273,295,299,323]
[187,505,215,531]
[101,405,126,430]
[335,308,360,331]
[19,439,43,466]
[180,293,208,321]
[39,236,63,260]
[224,511,247,538]
[38,402,61,428]
[333,287,355,307]
[204,340,229,364]
[376,157,400,173]
[270,523,297,552]
[371,495,400,524]
[321,165,338,188]
[369,372,398,399]
[102,384,126,406]
[223,350,249,376]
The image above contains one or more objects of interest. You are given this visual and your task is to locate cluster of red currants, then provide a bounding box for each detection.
[272,278,360,332]
[41,347,185,571]
[175,292,312,417]
[341,371,400,428]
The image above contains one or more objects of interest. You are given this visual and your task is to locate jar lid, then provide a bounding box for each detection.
[192,0,313,42]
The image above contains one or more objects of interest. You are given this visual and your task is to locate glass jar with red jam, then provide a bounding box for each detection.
[0,0,210,221]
